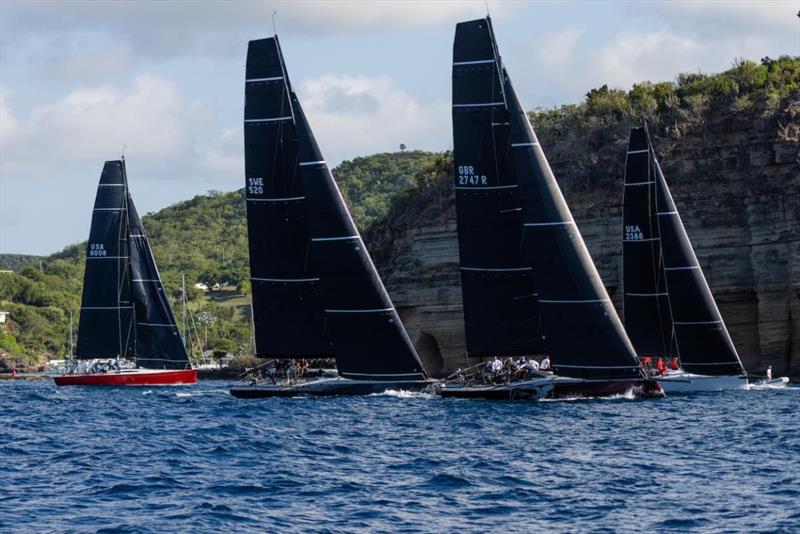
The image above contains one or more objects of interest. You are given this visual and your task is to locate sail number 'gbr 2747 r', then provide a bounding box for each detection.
[457,165,488,186]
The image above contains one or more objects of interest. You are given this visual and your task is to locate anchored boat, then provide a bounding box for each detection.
[54,160,196,386]
[440,17,662,400]
[230,36,432,398]
[622,125,787,392]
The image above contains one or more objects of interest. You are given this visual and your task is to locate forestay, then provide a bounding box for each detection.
[622,126,673,359]
[76,160,135,359]
[451,18,544,358]
[244,37,330,358]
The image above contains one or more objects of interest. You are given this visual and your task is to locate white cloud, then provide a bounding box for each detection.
[297,74,450,163]
[0,75,210,175]
[533,26,583,67]
[643,0,798,33]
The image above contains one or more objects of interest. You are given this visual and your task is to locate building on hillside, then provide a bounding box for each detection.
[0,311,8,324]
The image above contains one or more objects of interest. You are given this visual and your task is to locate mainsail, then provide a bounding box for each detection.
[652,139,745,376]
[244,37,329,358]
[76,160,135,358]
[451,18,544,358]
[453,17,642,380]
[622,126,673,359]
[127,185,191,370]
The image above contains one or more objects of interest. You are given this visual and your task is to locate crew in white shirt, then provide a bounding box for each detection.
[540,356,551,370]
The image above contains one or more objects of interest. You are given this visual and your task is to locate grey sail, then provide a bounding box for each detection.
[243,36,330,358]
[622,126,673,359]
[653,149,745,376]
[452,17,642,380]
[76,160,135,358]
[451,16,544,359]
[127,184,191,370]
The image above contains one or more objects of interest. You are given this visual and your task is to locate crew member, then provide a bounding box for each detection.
[766,366,772,380]
[540,356,551,370]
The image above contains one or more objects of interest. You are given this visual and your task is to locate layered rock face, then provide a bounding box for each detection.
[366,106,800,378]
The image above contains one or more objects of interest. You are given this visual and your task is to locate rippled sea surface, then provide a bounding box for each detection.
[1,380,798,533]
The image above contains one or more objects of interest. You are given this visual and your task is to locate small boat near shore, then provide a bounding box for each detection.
[621,125,787,393]
[441,17,662,401]
[230,36,431,399]
[55,159,196,387]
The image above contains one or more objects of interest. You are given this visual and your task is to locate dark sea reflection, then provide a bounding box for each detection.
[1,381,798,533]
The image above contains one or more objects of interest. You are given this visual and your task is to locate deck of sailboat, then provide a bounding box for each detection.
[229,376,437,398]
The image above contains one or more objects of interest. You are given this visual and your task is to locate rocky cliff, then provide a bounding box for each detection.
[365,103,800,378]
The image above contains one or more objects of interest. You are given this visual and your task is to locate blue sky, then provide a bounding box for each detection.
[1,0,798,255]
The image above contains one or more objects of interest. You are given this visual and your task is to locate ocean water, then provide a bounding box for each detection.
[1,380,798,533]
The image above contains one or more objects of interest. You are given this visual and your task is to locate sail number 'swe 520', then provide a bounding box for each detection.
[458,165,488,186]
[248,177,264,195]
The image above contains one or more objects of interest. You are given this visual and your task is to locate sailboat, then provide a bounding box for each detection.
[230,36,432,398]
[622,125,788,392]
[440,17,662,400]
[54,160,196,386]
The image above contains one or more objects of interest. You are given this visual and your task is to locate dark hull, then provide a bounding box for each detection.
[440,378,663,400]
[230,378,436,398]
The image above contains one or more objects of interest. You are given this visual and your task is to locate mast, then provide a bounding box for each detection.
[243,36,329,358]
[451,16,544,359]
[69,310,74,357]
[622,126,673,359]
[76,161,135,360]
[653,150,745,376]
[181,272,188,347]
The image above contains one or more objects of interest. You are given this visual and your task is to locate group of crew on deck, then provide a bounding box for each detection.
[640,356,680,376]
[247,358,336,385]
[481,355,552,384]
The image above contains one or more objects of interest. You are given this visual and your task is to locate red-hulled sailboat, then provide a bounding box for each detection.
[54,159,196,386]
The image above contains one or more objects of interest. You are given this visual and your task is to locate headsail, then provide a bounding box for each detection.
[451,18,544,358]
[244,37,330,358]
[453,17,642,380]
[127,176,190,370]
[76,160,135,358]
[653,147,745,375]
[622,126,673,359]
[294,95,427,380]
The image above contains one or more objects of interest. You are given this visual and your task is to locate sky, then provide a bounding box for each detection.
[1,0,798,255]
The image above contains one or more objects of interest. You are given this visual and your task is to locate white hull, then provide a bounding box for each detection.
[657,372,747,393]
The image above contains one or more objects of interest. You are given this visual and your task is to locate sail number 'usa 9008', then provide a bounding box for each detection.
[89,243,107,256]
[248,177,264,195]
[458,165,488,186]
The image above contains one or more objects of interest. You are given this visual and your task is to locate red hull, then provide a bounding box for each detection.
[53,369,196,386]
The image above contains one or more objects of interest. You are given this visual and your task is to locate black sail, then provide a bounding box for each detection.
[451,18,543,358]
[454,18,641,380]
[654,156,745,375]
[244,37,329,358]
[127,188,190,370]
[622,127,673,358]
[76,160,135,358]
[293,95,427,380]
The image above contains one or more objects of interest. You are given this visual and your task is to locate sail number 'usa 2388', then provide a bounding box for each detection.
[458,165,488,186]
[248,177,264,195]
[625,225,644,241]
